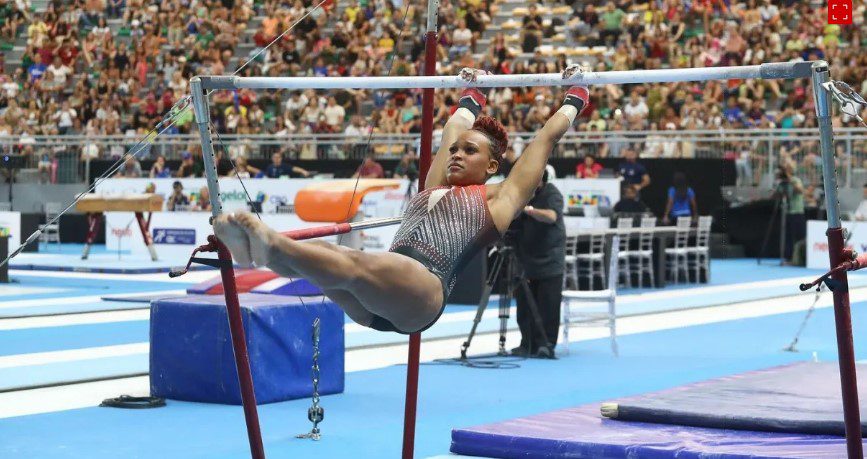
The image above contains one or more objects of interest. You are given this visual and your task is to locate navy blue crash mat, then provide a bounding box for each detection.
[601,361,867,436]
[451,362,865,458]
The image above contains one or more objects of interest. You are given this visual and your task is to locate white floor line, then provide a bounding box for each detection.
[8,269,219,284]
[0,310,150,330]
[0,290,187,312]
[0,376,151,419]
[615,273,864,304]
[1,285,855,419]
[0,343,150,369]
[0,286,69,296]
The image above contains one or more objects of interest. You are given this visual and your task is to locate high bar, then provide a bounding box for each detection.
[195,62,816,91]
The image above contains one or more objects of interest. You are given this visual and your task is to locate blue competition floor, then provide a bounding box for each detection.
[1,300,863,458]
[2,254,866,458]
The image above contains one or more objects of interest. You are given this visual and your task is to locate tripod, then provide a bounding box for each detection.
[460,242,553,360]
[757,185,788,266]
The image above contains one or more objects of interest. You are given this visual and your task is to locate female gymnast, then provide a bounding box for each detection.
[214,67,589,334]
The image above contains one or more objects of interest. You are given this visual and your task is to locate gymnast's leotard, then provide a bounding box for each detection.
[370,185,501,334]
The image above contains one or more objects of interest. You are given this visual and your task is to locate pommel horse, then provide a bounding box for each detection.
[195,179,404,295]
[75,194,163,261]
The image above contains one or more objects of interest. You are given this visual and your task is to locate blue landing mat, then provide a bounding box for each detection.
[604,361,867,436]
[451,405,853,458]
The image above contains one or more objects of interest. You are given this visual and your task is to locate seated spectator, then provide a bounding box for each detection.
[599,2,626,45]
[176,152,198,178]
[263,152,311,178]
[613,185,648,214]
[229,156,261,179]
[663,172,697,225]
[167,180,190,211]
[117,156,143,178]
[450,19,472,60]
[576,154,602,178]
[353,153,384,178]
[195,186,212,212]
[27,54,47,83]
[323,97,346,132]
[617,147,650,193]
[520,4,544,53]
[149,155,172,178]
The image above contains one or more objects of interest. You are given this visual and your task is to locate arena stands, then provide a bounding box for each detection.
[0,0,864,185]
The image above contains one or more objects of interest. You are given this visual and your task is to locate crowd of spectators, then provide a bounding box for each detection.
[0,0,865,182]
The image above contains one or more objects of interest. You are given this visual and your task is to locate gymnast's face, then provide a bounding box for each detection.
[446,130,499,186]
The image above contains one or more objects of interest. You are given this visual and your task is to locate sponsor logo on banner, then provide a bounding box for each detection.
[0,226,9,237]
[153,228,196,244]
[567,193,612,207]
[828,0,853,24]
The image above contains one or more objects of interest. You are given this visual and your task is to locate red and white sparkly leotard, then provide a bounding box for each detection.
[372,185,501,333]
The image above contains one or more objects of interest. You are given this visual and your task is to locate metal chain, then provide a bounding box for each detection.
[297,318,323,440]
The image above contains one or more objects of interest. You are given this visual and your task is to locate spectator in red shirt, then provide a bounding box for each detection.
[353,154,385,178]
[576,154,602,178]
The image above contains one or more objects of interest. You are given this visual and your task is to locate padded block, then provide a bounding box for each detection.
[150,293,344,405]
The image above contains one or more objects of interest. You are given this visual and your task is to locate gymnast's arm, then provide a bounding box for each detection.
[425,108,473,189]
[489,112,571,232]
[426,68,489,189]
[490,85,587,233]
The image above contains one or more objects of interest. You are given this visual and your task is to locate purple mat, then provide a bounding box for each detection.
[602,361,867,436]
[451,405,852,458]
[451,362,865,458]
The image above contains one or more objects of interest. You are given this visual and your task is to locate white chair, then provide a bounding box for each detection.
[665,217,692,284]
[629,216,656,287]
[616,217,634,288]
[576,232,606,290]
[563,235,579,290]
[39,202,62,247]
[561,235,620,356]
[687,216,713,283]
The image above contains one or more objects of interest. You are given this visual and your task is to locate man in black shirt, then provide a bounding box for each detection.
[264,151,311,178]
[617,146,650,194]
[512,169,566,357]
[613,184,647,213]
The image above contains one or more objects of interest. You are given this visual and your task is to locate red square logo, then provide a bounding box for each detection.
[828,0,853,24]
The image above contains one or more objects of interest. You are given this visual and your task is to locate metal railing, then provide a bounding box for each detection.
[1,128,865,187]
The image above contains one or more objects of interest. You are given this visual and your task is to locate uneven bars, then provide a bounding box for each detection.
[197,62,814,91]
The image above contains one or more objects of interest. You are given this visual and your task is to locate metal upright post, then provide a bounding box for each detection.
[190,77,266,459]
[811,61,863,459]
[402,2,439,458]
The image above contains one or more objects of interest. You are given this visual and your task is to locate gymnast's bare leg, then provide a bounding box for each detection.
[214,213,444,333]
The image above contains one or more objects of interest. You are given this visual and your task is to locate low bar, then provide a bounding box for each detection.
[198,62,814,91]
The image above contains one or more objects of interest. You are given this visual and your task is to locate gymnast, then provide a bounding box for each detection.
[214,67,589,334]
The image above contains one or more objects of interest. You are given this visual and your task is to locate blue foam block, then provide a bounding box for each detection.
[150,293,344,405]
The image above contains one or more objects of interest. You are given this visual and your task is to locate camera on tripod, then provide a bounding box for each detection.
[460,222,554,361]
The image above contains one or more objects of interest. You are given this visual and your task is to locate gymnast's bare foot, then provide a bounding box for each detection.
[213,212,274,267]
